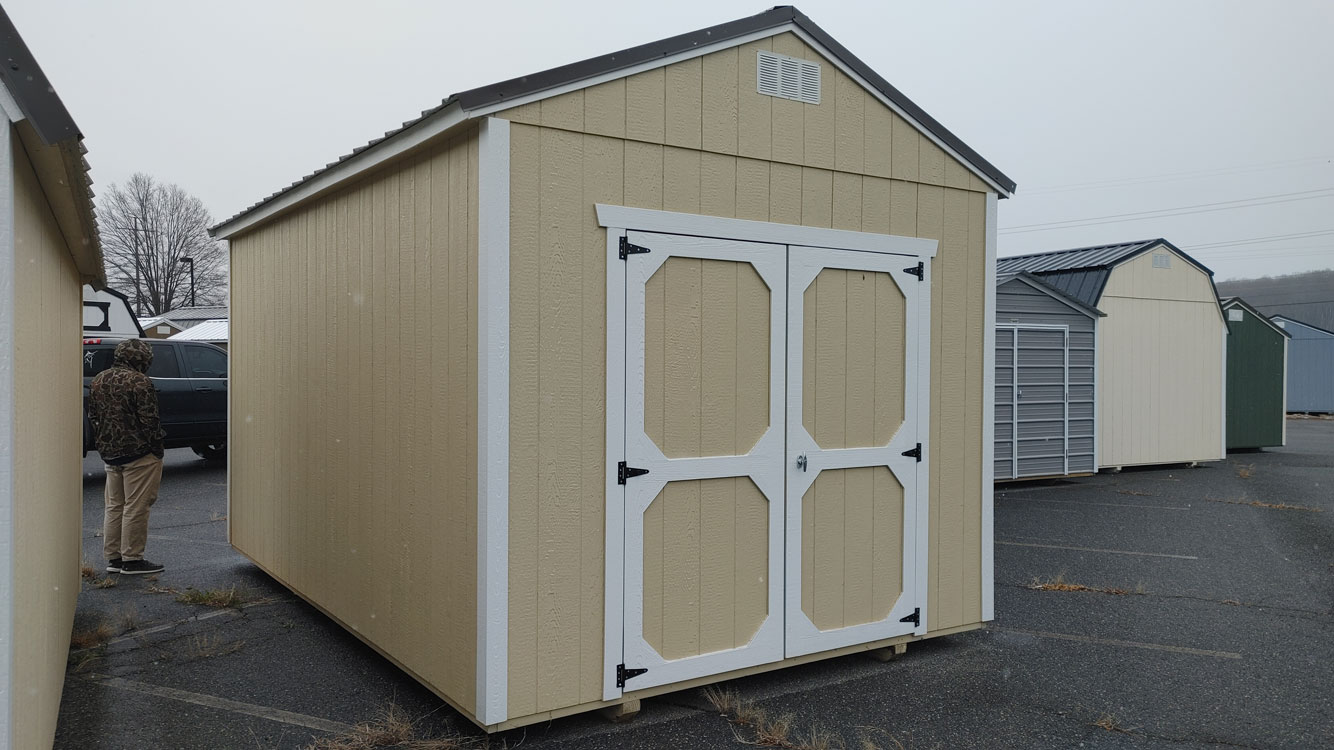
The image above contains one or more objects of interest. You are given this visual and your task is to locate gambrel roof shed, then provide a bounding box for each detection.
[213,5,1013,733]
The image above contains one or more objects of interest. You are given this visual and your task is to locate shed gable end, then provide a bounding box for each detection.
[1102,243,1219,309]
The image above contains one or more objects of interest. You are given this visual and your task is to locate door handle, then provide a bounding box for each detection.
[796,454,807,472]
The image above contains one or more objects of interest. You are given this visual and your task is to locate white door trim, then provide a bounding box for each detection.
[0,106,17,744]
[981,192,997,621]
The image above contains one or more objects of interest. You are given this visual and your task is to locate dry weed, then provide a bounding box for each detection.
[1237,464,1255,479]
[304,703,468,750]
[118,606,139,632]
[1221,599,1242,606]
[1027,573,1134,596]
[176,585,249,608]
[1116,489,1156,497]
[1092,712,1132,733]
[80,561,96,579]
[70,621,116,650]
[1206,496,1321,512]
[705,686,903,750]
[89,576,118,589]
[184,633,245,659]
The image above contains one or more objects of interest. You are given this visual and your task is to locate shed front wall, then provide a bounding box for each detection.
[229,129,481,716]
[8,131,83,750]
[1281,320,1334,412]
[1097,249,1225,467]
[1225,307,1285,449]
[499,30,991,721]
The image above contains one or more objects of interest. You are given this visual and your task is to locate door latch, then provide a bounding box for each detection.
[796,454,808,472]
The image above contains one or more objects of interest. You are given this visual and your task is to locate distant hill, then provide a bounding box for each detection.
[1216,270,1334,331]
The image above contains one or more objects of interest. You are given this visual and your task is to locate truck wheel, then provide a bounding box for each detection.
[193,444,227,462]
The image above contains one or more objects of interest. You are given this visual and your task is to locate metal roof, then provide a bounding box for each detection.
[168,318,228,342]
[997,238,1221,310]
[997,272,1105,318]
[212,5,1015,235]
[160,305,229,322]
[1270,314,1334,339]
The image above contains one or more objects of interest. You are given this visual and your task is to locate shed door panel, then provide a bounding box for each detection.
[785,247,927,656]
[620,231,787,690]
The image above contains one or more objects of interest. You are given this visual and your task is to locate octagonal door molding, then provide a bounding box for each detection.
[618,231,788,691]
[784,246,930,657]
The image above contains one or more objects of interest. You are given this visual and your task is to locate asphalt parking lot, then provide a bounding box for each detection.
[57,419,1333,749]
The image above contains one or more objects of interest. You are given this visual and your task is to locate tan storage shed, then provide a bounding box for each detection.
[998,240,1227,470]
[211,6,1015,731]
[0,7,106,747]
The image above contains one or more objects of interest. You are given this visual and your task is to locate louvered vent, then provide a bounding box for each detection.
[757,50,821,105]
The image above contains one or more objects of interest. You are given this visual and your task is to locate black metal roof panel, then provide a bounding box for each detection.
[213,6,1015,235]
[998,272,1105,318]
[0,6,80,144]
[996,240,1162,275]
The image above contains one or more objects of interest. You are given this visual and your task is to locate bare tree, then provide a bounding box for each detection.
[99,173,226,315]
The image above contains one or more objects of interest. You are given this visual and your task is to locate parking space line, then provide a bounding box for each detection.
[999,498,1191,511]
[997,540,1198,560]
[87,674,351,733]
[994,628,1242,660]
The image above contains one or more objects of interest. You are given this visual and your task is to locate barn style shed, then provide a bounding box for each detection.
[211,6,1015,731]
[0,7,105,747]
[997,239,1227,470]
[994,273,1103,481]
[1272,315,1334,413]
[1221,298,1288,449]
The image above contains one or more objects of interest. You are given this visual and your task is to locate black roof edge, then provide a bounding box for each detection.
[1221,297,1291,338]
[999,271,1105,317]
[447,6,1016,195]
[94,286,146,336]
[0,6,81,145]
[1269,313,1334,338]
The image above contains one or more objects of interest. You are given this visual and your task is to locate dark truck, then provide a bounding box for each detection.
[83,337,228,460]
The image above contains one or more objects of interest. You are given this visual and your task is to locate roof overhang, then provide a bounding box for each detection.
[211,6,1015,241]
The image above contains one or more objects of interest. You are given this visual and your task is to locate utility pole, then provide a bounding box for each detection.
[179,256,195,307]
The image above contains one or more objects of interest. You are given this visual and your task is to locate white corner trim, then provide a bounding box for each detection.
[601,227,627,701]
[0,84,22,124]
[1281,337,1288,446]
[476,116,510,726]
[0,118,17,746]
[981,192,997,622]
[1219,326,1227,459]
[596,204,938,257]
[211,103,470,240]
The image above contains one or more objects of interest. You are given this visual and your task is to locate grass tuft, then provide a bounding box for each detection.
[1092,712,1133,733]
[175,585,250,608]
[305,703,469,750]
[705,686,906,749]
[184,633,245,659]
[1237,464,1255,479]
[70,621,116,650]
[89,576,118,589]
[1027,573,1135,596]
[80,561,96,579]
[1206,496,1321,512]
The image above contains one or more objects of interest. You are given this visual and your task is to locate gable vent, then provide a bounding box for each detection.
[757,50,821,105]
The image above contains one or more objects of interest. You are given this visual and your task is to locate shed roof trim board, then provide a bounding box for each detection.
[1271,314,1334,338]
[997,272,1105,318]
[1221,298,1290,338]
[211,5,1016,240]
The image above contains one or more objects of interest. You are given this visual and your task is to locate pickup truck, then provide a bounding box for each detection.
[83,337,228,460]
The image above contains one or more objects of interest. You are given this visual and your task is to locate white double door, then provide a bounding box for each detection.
[610,230,929,696]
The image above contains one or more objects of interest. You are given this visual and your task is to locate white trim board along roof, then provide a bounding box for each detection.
[211,5,1016,240]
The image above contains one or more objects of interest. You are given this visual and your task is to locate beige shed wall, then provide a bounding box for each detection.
[1097,248,1225,467]
[228,129,481,716]
[500,31,991,721]
[9,134,83,750]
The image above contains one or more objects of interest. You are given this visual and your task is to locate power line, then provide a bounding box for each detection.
[998,188,1334,235]
[1022,155,1334,196]
[1185,229,1334,250]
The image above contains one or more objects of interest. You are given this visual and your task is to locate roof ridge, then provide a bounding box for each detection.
[999,239,1161,263]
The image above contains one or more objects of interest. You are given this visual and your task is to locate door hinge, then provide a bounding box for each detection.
[619,236,650,260]
[617,663,648,688]
[902,443,922,462]
[900,607,921,627]
[903,261,924,280]
[617,461,649,485]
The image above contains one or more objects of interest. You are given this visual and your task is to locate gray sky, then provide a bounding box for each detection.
[8,0,1333,280]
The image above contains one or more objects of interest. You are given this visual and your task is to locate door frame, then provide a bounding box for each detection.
[996,323,1070,479]
[598,204,938,701]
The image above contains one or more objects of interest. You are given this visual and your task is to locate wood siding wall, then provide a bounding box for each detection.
[229,129,481,715]
[1098,249,1225,467]
[10,136,82,749]
[1224,306,1285,449]
[500,31,990,720]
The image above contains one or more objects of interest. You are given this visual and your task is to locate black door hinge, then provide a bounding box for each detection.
[902,443,922,462]
[904,261,924,280]
[900,607,921,627]
[619,237,651,260]
[617,663,648,687]
[618,461,649,485]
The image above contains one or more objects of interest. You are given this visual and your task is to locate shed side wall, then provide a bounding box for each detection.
[229,129,480,714]
[500,31,990,718]
[1281,321,1334,412]
[1097,250,1225,466]
[10,133,82,750]
[1225,307,1285,448]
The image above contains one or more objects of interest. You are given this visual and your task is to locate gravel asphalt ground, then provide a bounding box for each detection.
[57,419,1333,749]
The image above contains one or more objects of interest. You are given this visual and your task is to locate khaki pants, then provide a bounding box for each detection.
[104,453,164,562]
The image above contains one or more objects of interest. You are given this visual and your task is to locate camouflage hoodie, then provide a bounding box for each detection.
[87,338,165,462]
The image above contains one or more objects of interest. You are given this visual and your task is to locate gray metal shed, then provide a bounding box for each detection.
[995,273,1103,481]
[1272,315,1334,413]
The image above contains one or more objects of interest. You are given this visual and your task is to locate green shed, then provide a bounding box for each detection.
[1222,297,1289,450]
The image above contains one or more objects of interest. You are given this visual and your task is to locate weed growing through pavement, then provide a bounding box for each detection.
[175,585,250,608]
[704,686,906,749]
[1206,496,1321,512]
[304,703,472,750]
[89,576,118,589]
[1115,489,1156,497]
[1027,573,1140,596]
[80,561,96,579]
[1237,464,1255,479]
[70,621,116,650]
[184,633,246,660]
[1092,712,1133,733]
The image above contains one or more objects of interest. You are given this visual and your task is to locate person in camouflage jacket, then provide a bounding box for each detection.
[87,338,167,575]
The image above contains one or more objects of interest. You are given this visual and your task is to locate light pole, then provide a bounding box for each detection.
[179,256,195,307]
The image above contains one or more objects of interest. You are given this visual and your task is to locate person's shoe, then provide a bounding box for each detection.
[106,559,123,573]
[118,559,165,575]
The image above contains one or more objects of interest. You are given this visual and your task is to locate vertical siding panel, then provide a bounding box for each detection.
[665,58,703,150]
[769,162,801,223]
[508,124,541,718]
[937,188,969,630]
[663,146,701,214]
[466,135,481,712]
[662,260,703,657]
[889,181,918,237]
[962,192,985,623]
[914,184,945,629]
[918,139,946,186]
[626,67,666,144]
[624,141,664,210]
[501,101,541,125]
[699,261,738,652]
[734,158,771,221]
[536,127,584,712]
[700,152,737,218]
[736,39,773,161]
[945,156,969,190]
[540,90,585,131]
[372,176,391,631]
[702,46,739,155]
[891,115,920,182]
[834,71,865,174]
[734,265,770,641]
[864,92,893,179]
[861,176,890,235]
[412,157,434,664]
[800,167,833,228]
[770,32,807,165]
[831,172,862,231]
[584,79,627,139]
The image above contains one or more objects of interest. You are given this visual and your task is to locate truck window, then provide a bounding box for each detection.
[82,348,115,377]
[184,345,227,379]
[148,344,181,378]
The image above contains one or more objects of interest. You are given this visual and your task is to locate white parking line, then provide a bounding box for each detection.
[87,674,351,734]
[1000,497,1191,511]
[994,628,1242,659]
[997,540,1199,560]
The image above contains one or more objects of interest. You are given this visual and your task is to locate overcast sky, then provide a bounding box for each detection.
[8,0,1333,281]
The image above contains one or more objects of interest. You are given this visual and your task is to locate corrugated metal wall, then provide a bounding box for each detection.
[1225,305,1285,448]
[1278,318,1334,412]
[994,278,1097,479]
